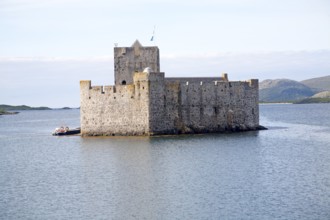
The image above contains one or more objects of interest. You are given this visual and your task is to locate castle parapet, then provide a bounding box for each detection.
[80,80,91,99]
[222,73,229,81]
[80,40,261,136]
[247,79,259,88]
[80,80,91,89]
[133,72,165,83]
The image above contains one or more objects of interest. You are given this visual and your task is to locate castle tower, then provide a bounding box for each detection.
[81,42,262,136]
[114,40,160,85]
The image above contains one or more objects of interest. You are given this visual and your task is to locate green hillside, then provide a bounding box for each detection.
[0,105,51,111]
[259,79,315,102]
[294,90,330,104]
[300,75,330,92]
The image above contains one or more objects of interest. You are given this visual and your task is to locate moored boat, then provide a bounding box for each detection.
[52,126,80,136]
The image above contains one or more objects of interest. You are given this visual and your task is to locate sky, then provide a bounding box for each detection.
[1,0,330,107]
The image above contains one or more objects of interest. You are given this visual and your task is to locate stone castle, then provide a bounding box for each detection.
[80,40,260,136]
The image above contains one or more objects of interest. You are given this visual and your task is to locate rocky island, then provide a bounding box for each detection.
[0,104,52,116]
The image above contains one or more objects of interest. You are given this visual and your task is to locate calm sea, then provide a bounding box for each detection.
[0,104,330,220]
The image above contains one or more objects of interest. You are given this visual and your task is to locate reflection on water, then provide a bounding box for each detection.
[0,105,330,219]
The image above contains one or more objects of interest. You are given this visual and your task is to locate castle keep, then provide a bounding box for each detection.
[80,40,260,136]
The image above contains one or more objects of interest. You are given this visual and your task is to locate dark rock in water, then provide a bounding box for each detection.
[0,111,19,115]
[257,125,268,130]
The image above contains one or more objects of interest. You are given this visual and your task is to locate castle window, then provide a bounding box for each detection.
[122,80,126,85]
[214,107,218,115]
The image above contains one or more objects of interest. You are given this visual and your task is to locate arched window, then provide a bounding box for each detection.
[122,80,126,85]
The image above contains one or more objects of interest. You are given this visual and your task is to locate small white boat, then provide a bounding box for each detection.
[52,126,80,136]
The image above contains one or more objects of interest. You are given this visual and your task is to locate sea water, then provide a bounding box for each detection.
[0,104,330,220]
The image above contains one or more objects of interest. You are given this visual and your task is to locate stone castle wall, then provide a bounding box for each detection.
[80,77,151,136]
[80,41,260,136]
[147,75,259,135]
[80,73,259,136]
[114,41,159,86]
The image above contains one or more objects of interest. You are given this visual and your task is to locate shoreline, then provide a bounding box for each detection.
[0,111,19,115]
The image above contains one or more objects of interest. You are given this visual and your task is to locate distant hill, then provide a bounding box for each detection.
[294,91,330,104]
[259,79,315,102]
[0,109,19,115]
[259,75,330,103]
[0,105,51,111]
[300,75,330,92]
[311,91,330,98]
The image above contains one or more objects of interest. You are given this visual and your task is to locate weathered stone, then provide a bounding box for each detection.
[80,41,260,136]
[114,40,160,86]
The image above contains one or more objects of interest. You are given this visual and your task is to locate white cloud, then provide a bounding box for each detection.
[0,56,112,62]
[161,50,330,81]
[1,50,329,107]
[1,0,329,58]
[0,0,84,11]
[0,57,113,108]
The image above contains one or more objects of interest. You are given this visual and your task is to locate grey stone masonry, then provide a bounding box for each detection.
[114,40,160,86]
[80,41,260,136]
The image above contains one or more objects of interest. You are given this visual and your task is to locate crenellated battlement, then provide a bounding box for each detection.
[247,79,259,88]
[80,41,260,136]
[173,79,257,88]
[133,72,165,83]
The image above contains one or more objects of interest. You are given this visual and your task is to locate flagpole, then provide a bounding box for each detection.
[150,25,156,46]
